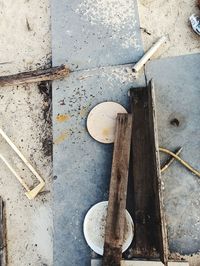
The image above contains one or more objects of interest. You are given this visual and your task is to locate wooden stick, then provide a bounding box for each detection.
[0,64,70,87]
[161,147,183,173]
[133,36,167,73]
[160,147,200,178]
[0,128,45,199]
[103,114,132,266]
[0,197,7,266]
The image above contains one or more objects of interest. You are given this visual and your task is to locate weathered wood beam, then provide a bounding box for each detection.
[92,259,189,266]
[0,197,6,266]
[103,113,132,266]
[0,64,70,87]
[129,81,168,264]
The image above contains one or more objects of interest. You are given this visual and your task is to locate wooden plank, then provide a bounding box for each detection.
[0,65,70,87]
[92,259,189,266]
[103,114,132,266]
[128,81,168,264]
[0,197,6,266]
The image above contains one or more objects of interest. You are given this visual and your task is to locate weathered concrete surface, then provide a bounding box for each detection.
[146,54,200,265]
[51,0,145,265]
[53,66,145,266]
[51,0,143,70]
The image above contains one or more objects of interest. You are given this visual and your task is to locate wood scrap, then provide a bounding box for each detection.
[91,259,189,266]
[133,36,167,73]
[0,64,70,87]
[103,113,132,266]
[0,128,45,200]
[0,197,6,266]
[128,81,168,264]
[160,147,200,178]
[161,147,183,173]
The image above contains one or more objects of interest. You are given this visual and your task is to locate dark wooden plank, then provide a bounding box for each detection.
[0,65,70,87]
[103,114,132,266]
[129,81,168,264]
[0,197,6,266]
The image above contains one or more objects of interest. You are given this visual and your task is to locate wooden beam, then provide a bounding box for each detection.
[0,197,6,266]
[92,259,189,266]
[103,113,132,266]
[0,65,70,87]
[128,81,168,264]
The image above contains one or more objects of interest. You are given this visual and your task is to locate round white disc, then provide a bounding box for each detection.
[83,201,134,255]
[87,102,127,143]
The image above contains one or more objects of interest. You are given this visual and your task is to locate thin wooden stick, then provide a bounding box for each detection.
[161,147,183,173]
[0,64,70,87]
[0,197,7,266]
[133,36,167,73]
[159,147,200,178]
[0,128,45,199]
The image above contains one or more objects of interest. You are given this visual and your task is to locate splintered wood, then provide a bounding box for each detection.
[129,82,168,264]
[103,114,132,266]
[0,64,70,87]
[0,197,6,266]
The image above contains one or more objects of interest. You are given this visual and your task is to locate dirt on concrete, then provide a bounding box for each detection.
[0,0,199,265]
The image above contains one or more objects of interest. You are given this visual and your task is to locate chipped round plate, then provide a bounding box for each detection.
[83,201,134,255]
[87,102,127,143]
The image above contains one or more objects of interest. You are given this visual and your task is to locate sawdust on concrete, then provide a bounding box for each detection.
[76,0,141,49]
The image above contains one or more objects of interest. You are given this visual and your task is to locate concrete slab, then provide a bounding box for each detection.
[51,0,145,264]
[53,66,145,266]
[51,0,143,70]
[146,54,200,255]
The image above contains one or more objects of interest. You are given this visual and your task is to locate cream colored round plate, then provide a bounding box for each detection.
[87,102,127,143]
[83,201,134,255]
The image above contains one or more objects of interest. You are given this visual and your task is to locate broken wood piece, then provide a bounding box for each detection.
[0,128,45,199]
[103,114,132,266]
[129,81,168,264]
[133,36,167,73]
[0,197,7,266]
[0,64,70,87]
[161,147,183,173]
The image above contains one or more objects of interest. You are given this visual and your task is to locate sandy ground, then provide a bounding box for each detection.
[138,0,200,58]
[0,0,52,266]
[0,0,199,265]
